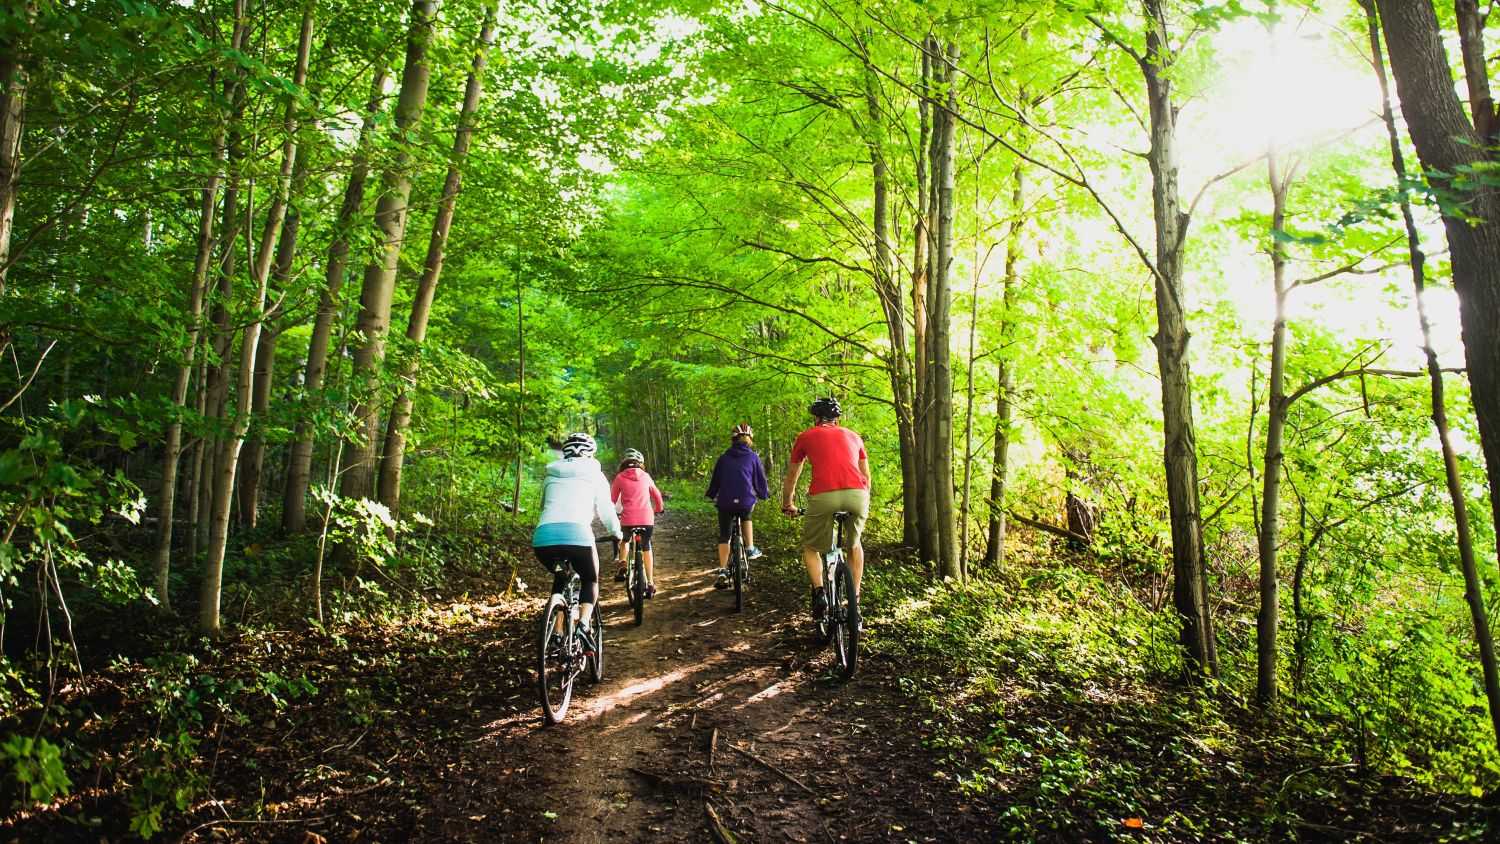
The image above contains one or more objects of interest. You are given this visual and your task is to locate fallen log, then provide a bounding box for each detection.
[1007,510,1092,546]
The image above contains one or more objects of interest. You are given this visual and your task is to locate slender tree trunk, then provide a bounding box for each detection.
[378,6,499,514]
[911,40,932,556]
[1368,0,1500,750]
[1141,0,1215,677]
[0,0,35,294]
[513,279,525,515]
[960,147,982,577]
[198,12,251,552]
[200,7,312,635]
[929,40,960,580]
[152,99,226,613]
[858,31,919,551]
[185,359,208,562]
[985,163,1023,567]
[238,326,280,527]
[1256,147,1291,708]
[283,63,389,532]
[240,147,307,529]
[342,0,440,501]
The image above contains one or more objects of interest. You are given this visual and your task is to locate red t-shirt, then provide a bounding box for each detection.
[790,424,868,495]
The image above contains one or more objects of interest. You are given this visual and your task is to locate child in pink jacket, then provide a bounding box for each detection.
[611,448,665,596]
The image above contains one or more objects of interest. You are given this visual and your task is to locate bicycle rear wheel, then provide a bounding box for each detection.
[832,560,859,681]
[816,558,835,645]
[537,595,574,724]
[631,550,645,626]
[730,530,744,612]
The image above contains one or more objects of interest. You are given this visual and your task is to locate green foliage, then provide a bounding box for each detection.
[0,734,72,806]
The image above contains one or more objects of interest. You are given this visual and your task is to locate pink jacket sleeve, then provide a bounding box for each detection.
[610,474,623,505]
[649,476,664,513]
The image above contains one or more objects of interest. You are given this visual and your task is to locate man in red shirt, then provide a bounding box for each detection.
[781,396,870,621]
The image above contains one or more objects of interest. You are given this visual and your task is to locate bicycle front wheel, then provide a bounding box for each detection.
[537,595,574,725]
[589,604,606,683]
[833,559,859,681]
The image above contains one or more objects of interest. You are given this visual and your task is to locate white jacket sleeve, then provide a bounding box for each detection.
[595,470,622,538]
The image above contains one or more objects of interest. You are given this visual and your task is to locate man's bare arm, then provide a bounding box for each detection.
[782,459,804,513]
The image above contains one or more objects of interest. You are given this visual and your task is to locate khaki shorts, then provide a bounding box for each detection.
[801,488,870,552]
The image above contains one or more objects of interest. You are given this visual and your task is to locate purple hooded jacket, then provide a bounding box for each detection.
[706,442,770,511]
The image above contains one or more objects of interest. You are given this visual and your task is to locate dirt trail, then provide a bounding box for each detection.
[417,512,985,842]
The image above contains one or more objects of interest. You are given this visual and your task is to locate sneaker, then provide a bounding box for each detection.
[811,590,828,623]
[573,628,596,656]
[713,569,731,590]
[645,583,657,599]
[746,546,764,560]
[614,565,627,583]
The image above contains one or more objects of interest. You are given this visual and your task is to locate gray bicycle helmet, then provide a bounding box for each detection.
[622,448,645,464]
[809,396,841,419]
[561,432,596,458]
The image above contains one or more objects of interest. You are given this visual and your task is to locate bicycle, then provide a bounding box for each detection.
[622,527,648,626]
[535,543,607,725]
[800,509,859,680]
[726,512,750,612]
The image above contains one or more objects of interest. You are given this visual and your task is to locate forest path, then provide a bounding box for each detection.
[409,511,985,842]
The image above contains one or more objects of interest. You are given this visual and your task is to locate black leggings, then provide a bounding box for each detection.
[534,545,599,605]
[717,508,753,543]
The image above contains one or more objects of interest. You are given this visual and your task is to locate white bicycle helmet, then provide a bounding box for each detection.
[561,432,596,458]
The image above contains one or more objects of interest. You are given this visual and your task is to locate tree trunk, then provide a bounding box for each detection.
[1375,0,1500,581]
[342,0,440,501]
[929,39,960,580]
[858,31,919,551]
[1368,0,1500,750]
[283,63,389,532]
[198,15,251,553]
[200,7,312,635]
[911,40,932,556]
[985,163,1023,567]
[240,146,307,529]
[238,326,280,528]
[185,358,208,562]
[378,5,499,515]
[1256,148,1291,708]
[1142,0,1215,677]
[513,278,525,515]
[152,91,227,613]
[0,1,35,294]
[960,149,982,577]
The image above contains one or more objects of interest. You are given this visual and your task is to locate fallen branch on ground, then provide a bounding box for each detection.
[705,800,739,844]
[626,766,723,794]
[727,742,816,796]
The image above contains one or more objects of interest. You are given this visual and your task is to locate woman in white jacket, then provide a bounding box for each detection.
[532,432,622,652]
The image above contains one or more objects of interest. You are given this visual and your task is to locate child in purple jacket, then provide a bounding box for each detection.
[706,423,770,588]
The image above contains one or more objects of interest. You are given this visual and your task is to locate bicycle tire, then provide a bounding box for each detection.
[730,528,744,612]
[537,595,574,725]
[816,556,835,645]
[631,549,645,627]
[624,547,640,613]
[589,604,606,683]
[833,559,859,680]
